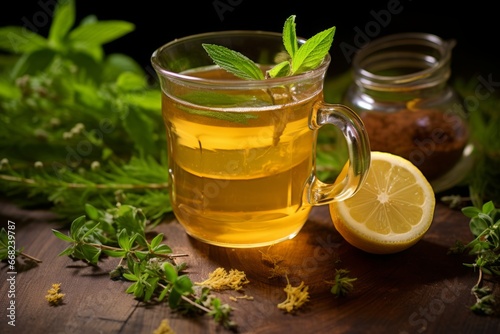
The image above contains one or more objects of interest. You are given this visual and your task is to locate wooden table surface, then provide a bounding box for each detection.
[1,197,500,334]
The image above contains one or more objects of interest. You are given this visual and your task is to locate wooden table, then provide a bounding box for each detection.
[1,197,500,334]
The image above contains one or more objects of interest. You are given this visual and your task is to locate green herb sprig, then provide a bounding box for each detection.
[202,15,335,80]
[325,269,357,297]
[449,200,500,315]
[453,78,500,207]
[0,228,42,263]
[52,203,237,330]
[0,0,170,222]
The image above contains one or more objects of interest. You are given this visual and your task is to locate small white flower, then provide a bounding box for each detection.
[50,117,61,127]
[34,128,48,140]
[71,123,85,135]
[0,158,9,169]
[90,161,101,171]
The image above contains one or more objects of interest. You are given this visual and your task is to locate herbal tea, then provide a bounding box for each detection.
[162,67,319,247]
[152,29,371,248]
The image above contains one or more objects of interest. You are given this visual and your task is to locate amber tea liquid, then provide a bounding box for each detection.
[162,67,320,247]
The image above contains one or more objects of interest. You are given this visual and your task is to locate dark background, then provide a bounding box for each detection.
[2,0,499,82]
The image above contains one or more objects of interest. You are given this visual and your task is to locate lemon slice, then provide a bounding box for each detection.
[329,151,436,254]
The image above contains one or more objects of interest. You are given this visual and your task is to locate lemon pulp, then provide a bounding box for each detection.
[330,151,436,254]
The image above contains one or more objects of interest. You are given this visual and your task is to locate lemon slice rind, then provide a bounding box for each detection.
[330,151,436,254]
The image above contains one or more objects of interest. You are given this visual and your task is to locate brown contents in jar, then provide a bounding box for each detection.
[360,108,469,180]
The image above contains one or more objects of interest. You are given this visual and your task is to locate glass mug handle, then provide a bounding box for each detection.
[306,102,371,205]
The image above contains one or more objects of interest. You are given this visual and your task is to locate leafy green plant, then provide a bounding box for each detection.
[52,203,237,330]
[0,0,135,81]
[449,201,500,315]
[453,78,500,208]
[0,0,170,222]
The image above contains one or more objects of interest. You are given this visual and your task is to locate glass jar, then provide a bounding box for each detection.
[343,32,470,189]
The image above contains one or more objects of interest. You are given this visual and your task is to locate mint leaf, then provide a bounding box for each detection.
[291,26,335,75]
[282,15,298,58]
[48,0,75,48]
[11,49,56,77]
[69,21,135,47]
[68,20,134,61]
[266,60,290,78]
[202,44,265,80]
[0,27,48,54]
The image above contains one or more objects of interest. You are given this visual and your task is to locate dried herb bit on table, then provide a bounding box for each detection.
[229,295,254,302]
[277,276,310,313]
[195,267,250,291]
[45,283,65,306]
[153,319,176,334]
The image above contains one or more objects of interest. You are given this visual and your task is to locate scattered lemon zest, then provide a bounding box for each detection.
[45,283,65,306]
[195,267,249,291]
[277,276,310,313]
[152,319,175,334]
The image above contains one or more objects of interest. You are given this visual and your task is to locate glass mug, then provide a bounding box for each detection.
[151,31,371,248]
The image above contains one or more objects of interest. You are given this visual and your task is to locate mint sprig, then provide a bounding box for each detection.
[202,15,335,80]
[282,15,298,58]
[201,44,265,80]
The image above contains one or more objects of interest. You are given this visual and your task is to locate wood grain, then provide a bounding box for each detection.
[1,199,500,334]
